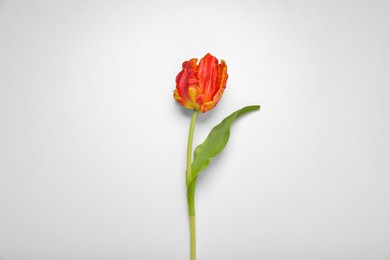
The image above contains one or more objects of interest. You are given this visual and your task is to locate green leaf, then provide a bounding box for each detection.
[190,105,260,183]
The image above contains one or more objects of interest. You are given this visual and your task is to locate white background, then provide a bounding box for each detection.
[1,0,390,259]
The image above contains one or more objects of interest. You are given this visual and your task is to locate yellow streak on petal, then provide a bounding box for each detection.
[200,101,215,113]
[188,86,197,103]
[173,89,182,102]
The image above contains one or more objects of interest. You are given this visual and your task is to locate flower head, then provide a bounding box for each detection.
[174,53,228,113]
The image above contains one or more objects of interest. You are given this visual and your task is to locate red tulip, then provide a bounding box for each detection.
[174,53,228,113]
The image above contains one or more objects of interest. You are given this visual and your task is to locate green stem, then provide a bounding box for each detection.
[186,110,198,260]
[190,213,196,260]
[186,110,198,186]
[188,179,197,260]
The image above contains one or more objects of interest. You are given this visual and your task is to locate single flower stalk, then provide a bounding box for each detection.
[173,53,260,260]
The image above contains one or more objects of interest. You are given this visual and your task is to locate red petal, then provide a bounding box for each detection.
[197,53,219,103]
[200,59,228,112]
[174,58,199,108]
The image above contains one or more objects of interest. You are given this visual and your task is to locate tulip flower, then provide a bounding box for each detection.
[173,53,260,260]
[174,53,228,113]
